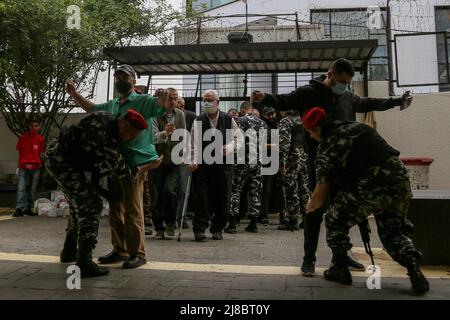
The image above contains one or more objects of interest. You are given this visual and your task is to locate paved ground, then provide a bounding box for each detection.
[0,211,449,300]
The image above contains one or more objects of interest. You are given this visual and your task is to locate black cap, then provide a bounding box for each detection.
[114,64,136,79]
[262,107,276,116]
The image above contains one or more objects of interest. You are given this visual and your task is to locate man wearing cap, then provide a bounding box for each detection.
[44,110,148,277]
[251,58,413,276]
[302,107,429,294]
[65,64,165,269]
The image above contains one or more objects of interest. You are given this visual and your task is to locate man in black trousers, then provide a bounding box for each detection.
[188,90,243,241]
[251,58,413,276]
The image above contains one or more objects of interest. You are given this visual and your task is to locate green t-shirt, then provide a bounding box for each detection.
[93,91,165,166]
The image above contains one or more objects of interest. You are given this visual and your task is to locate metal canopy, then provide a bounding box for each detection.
[103,40,378,76]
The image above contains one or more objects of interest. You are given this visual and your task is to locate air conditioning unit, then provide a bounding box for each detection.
[227,32,253,44]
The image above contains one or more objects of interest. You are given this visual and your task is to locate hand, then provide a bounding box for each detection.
[266,143,276,149]
[164,123,175,138]
[65,80,77,96]
[188,163,198,172]
[144,155,163,171]
[250,90,264,104]
[221,145,233,156]
[400,91,413,110]
[306,197,323,213]
[154,88,167,107]
[279,164,286,176]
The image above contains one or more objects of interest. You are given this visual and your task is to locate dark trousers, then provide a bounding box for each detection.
[150,163,179,232]
[192,165,233,234]
[303,154,323,263]
[260,174,274,219]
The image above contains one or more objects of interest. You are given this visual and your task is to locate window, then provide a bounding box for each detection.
[435,6,450,92]
[192,0,236,12]
[311,8,388,81]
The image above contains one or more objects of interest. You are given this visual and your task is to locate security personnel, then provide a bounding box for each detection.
[278,110,308,231]
[251,58,413,276]
[226,102,268,233]
[66,65,166,270]
[44,110,151,278]
[303,107,429,294]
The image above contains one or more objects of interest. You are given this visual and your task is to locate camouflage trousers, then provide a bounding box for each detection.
[282,147,309,222]
[325,158,421,266]
[229,164,262,218]
[43,140,102,252]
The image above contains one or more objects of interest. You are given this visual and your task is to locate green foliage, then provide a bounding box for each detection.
[0,0,192,139]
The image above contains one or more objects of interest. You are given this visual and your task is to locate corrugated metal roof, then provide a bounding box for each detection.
[103,40,378,75]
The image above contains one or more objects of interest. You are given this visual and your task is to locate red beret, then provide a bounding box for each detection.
[302,107,327,130]
[126,109,148,130]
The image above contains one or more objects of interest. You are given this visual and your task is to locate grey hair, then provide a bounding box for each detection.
[203,89,220,101]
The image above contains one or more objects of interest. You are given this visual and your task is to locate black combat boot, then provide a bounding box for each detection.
[225,215,238,234]
[324,251,352,285]
[406,259,429,294]
[245,217,258,233]
[277,218,299,231]
[60,228,78,263]
[77,239,109,278]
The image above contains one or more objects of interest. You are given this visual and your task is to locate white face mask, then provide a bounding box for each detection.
[203,101,218,114]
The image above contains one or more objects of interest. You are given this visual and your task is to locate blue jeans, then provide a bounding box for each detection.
[16,168,40,211]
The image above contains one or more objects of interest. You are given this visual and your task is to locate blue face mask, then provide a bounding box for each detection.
[203,101,218,114]
[331,80,348,96]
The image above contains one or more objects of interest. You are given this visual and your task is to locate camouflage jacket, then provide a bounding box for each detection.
[58,111,132,180]
[315,121,401,189]
[236,114,269,164]
[279,115,303,166]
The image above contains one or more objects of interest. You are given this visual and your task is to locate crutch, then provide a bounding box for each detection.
[177,174,192,242]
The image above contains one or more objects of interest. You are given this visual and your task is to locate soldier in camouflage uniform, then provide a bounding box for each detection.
[304,107,429,293]
[225,102,268,233]
[44,110,148,278]
[278,110,309,231]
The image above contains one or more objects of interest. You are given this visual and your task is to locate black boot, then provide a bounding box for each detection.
[245,217,258,233]
[277,217,299,232]
[60,228,78,263]
[77,239,109,278]
[324,251,352,285]
[225,215,238,234]
[406,260,429,294]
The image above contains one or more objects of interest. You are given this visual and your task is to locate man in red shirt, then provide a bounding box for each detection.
[14,119,46,217]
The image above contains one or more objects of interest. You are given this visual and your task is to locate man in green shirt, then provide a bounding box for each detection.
[65,64,165,269]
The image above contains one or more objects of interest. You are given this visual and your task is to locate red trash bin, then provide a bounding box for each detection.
[400,157,434,190]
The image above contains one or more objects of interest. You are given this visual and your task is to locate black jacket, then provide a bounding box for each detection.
[259,75,403,154]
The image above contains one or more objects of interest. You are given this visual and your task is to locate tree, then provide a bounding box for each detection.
[0,0,194,140]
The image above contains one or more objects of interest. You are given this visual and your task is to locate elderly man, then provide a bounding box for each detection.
[44,110,149,277]
[151,88,186,239]
[188,90,242,241]
[176,95,197,229]
[65,64,165,269]
[303,107,429,294]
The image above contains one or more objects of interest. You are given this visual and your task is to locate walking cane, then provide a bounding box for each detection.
[177,174,192,242]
